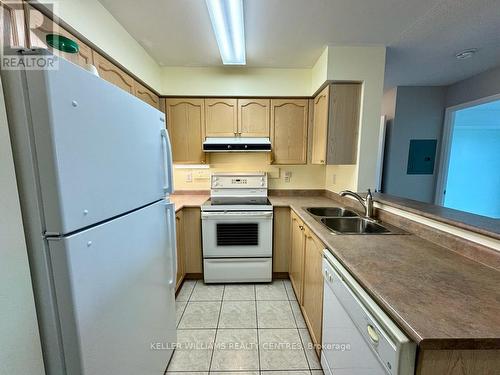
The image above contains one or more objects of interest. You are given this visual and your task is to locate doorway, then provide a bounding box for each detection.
[436,95,500,218]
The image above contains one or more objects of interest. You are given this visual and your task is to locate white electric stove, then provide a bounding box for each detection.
[201,172,273,283]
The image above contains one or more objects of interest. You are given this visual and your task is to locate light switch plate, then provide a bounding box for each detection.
[284,171,292,183]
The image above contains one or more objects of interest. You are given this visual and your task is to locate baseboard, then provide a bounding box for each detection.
[185,273,203,280]
[273,272,289,279]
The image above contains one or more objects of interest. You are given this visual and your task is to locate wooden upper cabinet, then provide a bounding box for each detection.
[134,82,159,109]
[311,83,361,165]
[205,98,237,137]
[237,99,270,137]
[1,0,27,48]
[24,4,93,69]
[270,99,308,164]
[328,83,361,165]
[92,51,135,94]
[302,228,325,352]
[311,85,330,164]
[165,98,205,164]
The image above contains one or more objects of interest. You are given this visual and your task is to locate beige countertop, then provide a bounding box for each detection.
[171,193,500,350]
[170,194,209,212]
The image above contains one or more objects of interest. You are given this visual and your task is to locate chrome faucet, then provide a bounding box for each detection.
[339,189,374,219]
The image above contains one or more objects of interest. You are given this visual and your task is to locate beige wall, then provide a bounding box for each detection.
[324,165,357,192]
[161,66,312,97]
[173,153,326,191]
[0,83,45,375]
[310,47,328,94]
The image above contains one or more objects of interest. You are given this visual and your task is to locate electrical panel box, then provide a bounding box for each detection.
[407,139,437,175]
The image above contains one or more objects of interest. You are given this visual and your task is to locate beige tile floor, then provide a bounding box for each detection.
[167,280,324,375]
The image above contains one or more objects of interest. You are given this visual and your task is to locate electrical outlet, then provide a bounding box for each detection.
[194,170,210,179]
[265,167,280,179]
[185,172,193,183]
[284,171,292,183]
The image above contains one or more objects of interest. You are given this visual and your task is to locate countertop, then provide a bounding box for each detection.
[171,193,500,350]
[372,192,500,240]
[170,194,209,212]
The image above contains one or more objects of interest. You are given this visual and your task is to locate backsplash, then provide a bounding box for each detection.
[173,153,326,190]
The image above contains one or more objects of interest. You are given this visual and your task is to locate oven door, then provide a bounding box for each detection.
[202,211,273,258]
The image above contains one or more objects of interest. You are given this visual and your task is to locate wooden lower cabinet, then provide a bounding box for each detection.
[175,210,185,290]
[416,349,500,375]
[289,210,306,302]
[182,208,203,275]
[301,228,324,354]
[174,207,204,292]
[273,207,291,273]
[288,209,325,355]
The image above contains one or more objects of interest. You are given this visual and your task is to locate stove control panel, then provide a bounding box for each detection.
[211,173,268,189]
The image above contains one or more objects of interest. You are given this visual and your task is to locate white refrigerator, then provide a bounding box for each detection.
[2,53,177,374]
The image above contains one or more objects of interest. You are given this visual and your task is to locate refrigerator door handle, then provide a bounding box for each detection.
[161,128,174,195]
[165,201,177,286]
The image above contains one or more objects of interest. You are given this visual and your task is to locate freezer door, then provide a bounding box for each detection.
[25,57,173,234]
[48,200,176,375]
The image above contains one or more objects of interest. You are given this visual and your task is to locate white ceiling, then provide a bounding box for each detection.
[98,0,500,88]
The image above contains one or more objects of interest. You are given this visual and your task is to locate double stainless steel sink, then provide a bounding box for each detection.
[305,207,405,235]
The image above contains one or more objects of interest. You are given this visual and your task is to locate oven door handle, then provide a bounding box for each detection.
[202,211,273,219]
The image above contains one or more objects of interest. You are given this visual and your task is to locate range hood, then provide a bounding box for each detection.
[203,137,271,152]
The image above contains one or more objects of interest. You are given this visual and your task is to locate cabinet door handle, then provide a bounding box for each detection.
[299,225,304,230]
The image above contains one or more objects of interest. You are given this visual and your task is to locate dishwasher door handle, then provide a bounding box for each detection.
[367,324,380,344]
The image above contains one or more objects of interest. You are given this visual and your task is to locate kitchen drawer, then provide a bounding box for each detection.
[204,258,272,283]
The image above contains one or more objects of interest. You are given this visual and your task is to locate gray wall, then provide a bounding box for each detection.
[446,65,500,108]
[381,64,500,204]
[382,86,446,203]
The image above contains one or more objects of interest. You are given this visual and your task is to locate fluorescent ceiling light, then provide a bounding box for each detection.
[206,0,246,65]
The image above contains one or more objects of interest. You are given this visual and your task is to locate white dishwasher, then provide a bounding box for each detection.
[321,250,416,375]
